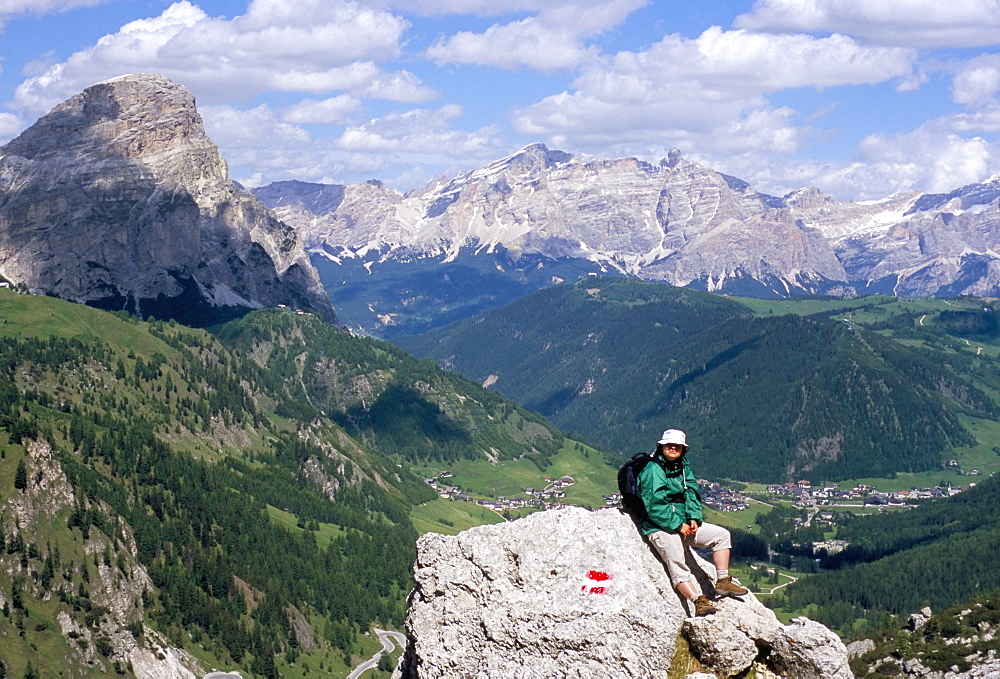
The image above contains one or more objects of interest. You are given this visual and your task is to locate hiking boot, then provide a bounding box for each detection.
[714,576,748,598]
[693,596,717,617]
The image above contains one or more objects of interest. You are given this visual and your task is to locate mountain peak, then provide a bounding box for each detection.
[5,74,217,169]
[505,142,574,169]
[663,147,682,168]
[0,74,335,325]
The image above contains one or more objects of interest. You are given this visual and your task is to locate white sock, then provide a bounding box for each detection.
[716,570,729,580]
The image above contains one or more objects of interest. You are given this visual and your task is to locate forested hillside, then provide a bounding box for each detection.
[217,309,562,467]
[0,290,562,678]
[774,473,1000,639]
[394,278,996,482]
[849,586,1000,677]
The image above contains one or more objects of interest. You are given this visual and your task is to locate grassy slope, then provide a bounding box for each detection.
[410,499,506,536]
[408,439,616,509]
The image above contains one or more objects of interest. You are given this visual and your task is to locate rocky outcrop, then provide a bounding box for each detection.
[861,601,1000,678]
[0,74,335,324]
[907,606,933,631]
[399,506,851,678]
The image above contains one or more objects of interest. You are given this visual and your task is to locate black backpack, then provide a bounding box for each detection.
[617,453,655,518]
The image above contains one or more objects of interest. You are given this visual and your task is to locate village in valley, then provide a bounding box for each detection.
[424,471,578,514]
[424,468,978,535]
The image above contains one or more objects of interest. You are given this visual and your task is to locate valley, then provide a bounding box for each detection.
[4,73,1000,676]
[5,277,1000,675]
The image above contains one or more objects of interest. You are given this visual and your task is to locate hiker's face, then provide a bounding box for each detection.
[661,443,685,461]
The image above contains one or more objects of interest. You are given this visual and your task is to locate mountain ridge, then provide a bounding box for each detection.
[254,143,1000,335]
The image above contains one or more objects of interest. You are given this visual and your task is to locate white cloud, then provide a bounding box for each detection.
[382,0,645,26]
[427,18,595,71]
[953,55,1000,108]
[425,0,646,71]
[200,106,330,187]
[513,27,915,157]
[281,96,361,125]
[0,0,110,23]
[10,0,423,117]
[357,71,436,102]
[855,128,993,193]
[716,124,997,201]
[0,111,24,142]
[337,105,504,158]
[201,105,310,148]
[198,102,505,190]
[735,0,1000,48]
[949,106,1000,133]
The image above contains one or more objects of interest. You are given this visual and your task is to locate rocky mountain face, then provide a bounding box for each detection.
[0,74,335,325]
[254,145,1000,334]
[6,439,201,677]
[398,505,852,678]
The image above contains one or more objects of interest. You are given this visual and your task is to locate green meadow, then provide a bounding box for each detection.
[734,294,988,322]
[410,498,506,536]
[407,439,618,510]
[265,505,349,550]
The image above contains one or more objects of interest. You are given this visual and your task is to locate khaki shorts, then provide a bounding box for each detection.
[647,522,732,586]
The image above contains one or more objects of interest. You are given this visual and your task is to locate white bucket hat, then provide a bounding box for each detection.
[657,428,688,451]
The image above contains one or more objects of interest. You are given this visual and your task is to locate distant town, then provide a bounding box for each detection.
[424,471,577,513]
[763,477,973,508]
[424,469,978,519]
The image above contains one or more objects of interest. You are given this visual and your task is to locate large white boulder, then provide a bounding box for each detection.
[399,506,852,678]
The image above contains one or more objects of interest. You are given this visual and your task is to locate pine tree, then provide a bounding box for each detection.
[13,460,27,491]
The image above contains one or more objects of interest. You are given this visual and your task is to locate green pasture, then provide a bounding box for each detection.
[704,497,774,534]
[410,497,505,536]
[0,288,170,356]
[821,415,1000,494]
[835,470,969,494]
[735,295,883,317]
[955,415,1000,474]
[266,505,347,550]
[408,439,618,509]
[736,293,987,325]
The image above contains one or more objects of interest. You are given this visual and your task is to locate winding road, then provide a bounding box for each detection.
[348,628,407,678]
[760,572,798,594]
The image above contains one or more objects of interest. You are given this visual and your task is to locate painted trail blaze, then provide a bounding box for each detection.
[581,569,613,594]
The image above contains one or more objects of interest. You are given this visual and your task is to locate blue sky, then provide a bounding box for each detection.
[2,1,1000,201]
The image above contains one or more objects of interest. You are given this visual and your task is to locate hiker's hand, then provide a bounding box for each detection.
[679,521,697,536]
[687,520,699,533]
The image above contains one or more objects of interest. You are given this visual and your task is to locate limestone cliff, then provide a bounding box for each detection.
[0,74,335,324]
[399,506,852,678]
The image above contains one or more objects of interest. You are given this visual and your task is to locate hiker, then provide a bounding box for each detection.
[637,428,747,616]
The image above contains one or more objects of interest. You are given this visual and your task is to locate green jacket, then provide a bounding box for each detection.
[637,454,703,535]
